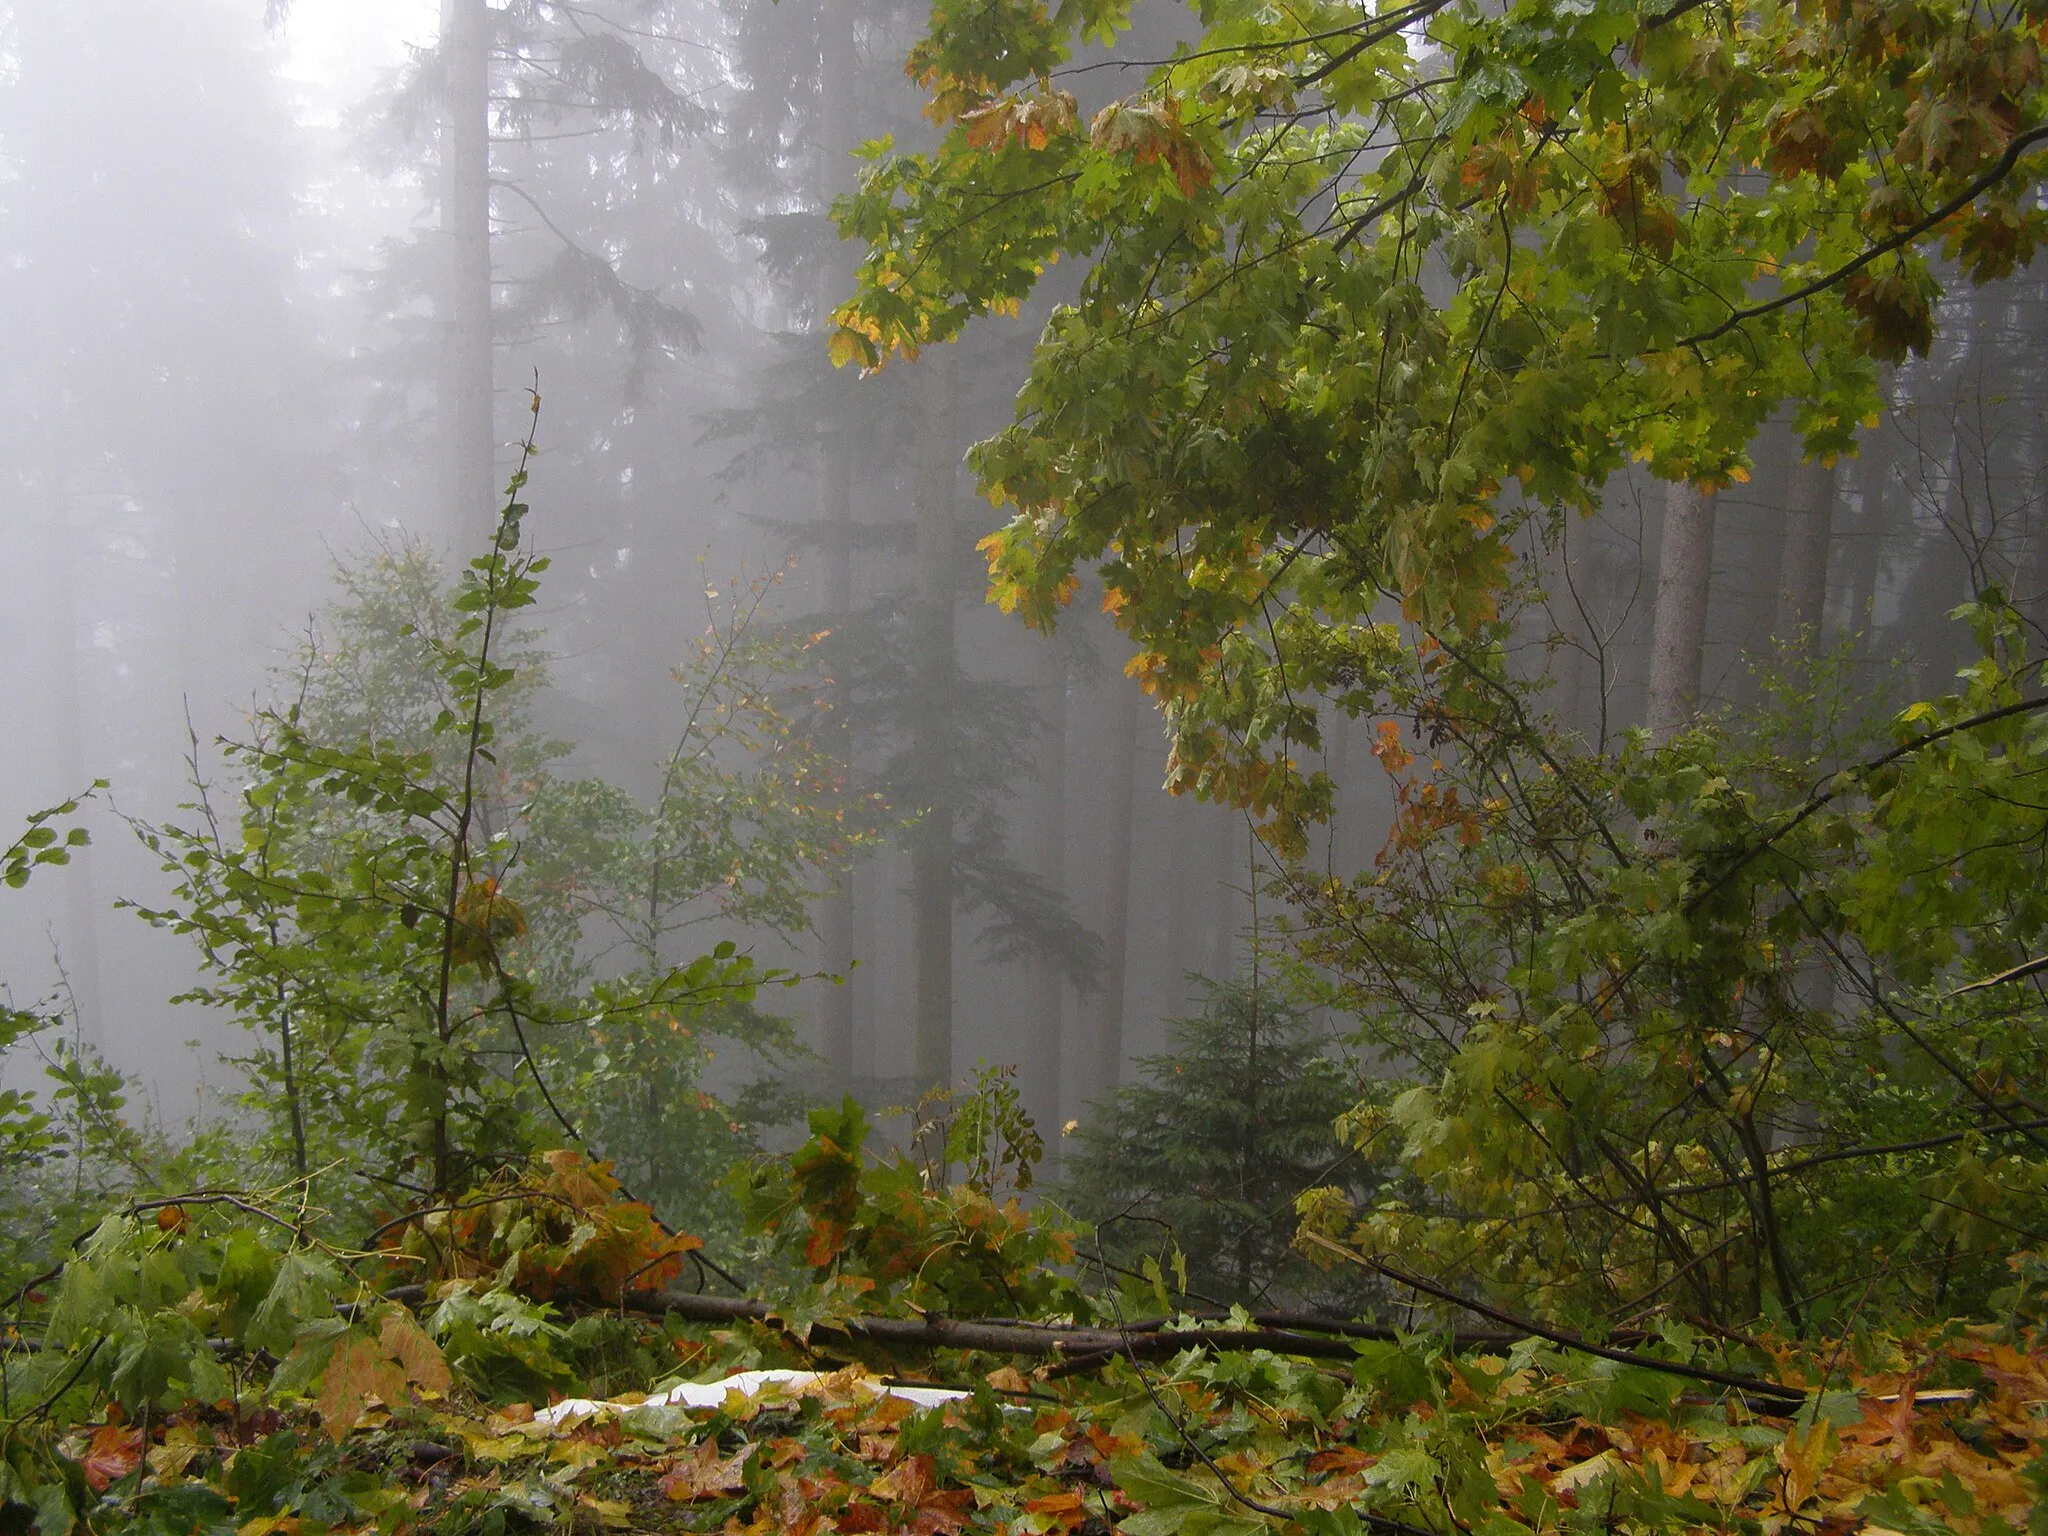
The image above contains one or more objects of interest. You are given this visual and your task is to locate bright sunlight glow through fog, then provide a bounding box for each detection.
[280,0,440,118]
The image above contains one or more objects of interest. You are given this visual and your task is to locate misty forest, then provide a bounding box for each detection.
[5,0,2048,1531]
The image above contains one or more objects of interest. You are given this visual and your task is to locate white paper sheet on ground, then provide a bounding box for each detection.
[533,1368,971,1428]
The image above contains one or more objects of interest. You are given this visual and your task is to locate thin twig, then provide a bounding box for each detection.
[1300,1232,1809,1404]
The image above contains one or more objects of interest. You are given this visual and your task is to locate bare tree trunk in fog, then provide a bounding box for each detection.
[1538,518,1593,737]
[1772,460,1842,1019]
[40,488,104,1042]
[819,853,856,1077]
[813,0,855,625]
[1843,436,1892,673]
[1776,459,1836,645]
[2016,416,2048,645]
[1212,814,1239,982]
[444,0,494,545]
[1031,633,1068,1142]
[815,0,858,1075]
[1089,675,1139,1101]
[1163,802,1194,1022]
[1646,481,1717,738]
[911,352,958,1089]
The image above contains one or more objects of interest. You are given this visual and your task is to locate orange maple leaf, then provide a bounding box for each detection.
[870,1452,937,1506]
[80,1423,143,1492]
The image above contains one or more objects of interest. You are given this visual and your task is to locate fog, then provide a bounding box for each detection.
[3,0,2042,1159]
[0,0,1272,1150]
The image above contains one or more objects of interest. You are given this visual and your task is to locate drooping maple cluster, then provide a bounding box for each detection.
[832,0,2048,835]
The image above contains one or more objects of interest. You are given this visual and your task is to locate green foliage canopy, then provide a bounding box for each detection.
[124,415,870,1219]
[834,0,2048,840]
[1289,608,2048,1331]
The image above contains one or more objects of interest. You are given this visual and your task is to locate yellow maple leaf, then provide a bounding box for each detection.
[316,1306,453,1442]
[1772,1419,1837,1514]
[317,1335,404,1443]
[379,1306,451,1397]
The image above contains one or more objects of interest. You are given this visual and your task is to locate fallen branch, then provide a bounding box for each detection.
[624,1289,1393,1365]
[616,1289,1585,1378]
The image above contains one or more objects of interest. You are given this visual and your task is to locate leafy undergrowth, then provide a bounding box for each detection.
[16,1317,2048,1536]
[5,1129,2046,1536]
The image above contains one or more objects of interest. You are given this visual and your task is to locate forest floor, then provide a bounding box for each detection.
[57,1325,2048,1536]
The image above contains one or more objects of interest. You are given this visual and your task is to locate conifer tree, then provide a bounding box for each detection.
[361,0,713,546]
[715,0,1099,1090]
[1060,978,1377,1307]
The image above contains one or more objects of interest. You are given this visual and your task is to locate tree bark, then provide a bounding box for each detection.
[38,484,104,1043]
[1538,514,1596,740]
[911,351,959,1090]
[1089,673,1139,1100]
[819,863,857,1076]
[1843,432,1892,682]
[1645,480,1717,738]
[443,0,494,545]
[815,0,858,1076]
[1213,812,1240,982]
[627,1288,1517,1365]
[1031,632,1069,1144]
[1775,459,1836,645]
[1775,456,1841,1021]
[1162,800,1195,1025]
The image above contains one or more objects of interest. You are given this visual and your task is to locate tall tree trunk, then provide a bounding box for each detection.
[444,0,494,545]
[1213,813,1240,983]
[1770,458,1842,1023]
[39,484,104,1043]
[819,860,857,1077]
[815,0,858,1076]
[1031,632,1068,1146]
[1776,459,1836,645]
[1089,673,1139,1100]
[2015,283,2048,642]
[911,351,958,1090]
[1163,799,1195,1024]
[1645,480,1717,738]
[1843,431,1892,685]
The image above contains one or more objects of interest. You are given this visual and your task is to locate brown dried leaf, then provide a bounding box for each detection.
[316,1334,406,1443]
[659,1435,756,1501]
[379,1305,452,1397]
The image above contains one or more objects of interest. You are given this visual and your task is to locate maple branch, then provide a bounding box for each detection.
[1530,1112,2048,1218]
[1293,0,1459,88]
[1641,0,1718,29]
[495,966,589,1150]
[1332,168,1431,253]
[1537,690,2048,1083]
[125,1192,306,1235]
[1787,897,2048,1153]
[362,1190,587,1249]
[1677,122,2048,348]
[13,1337,104,1426]
[1299,1233,1810,1404]
[1950,952,2048,993]
[1684,692,2048,921]
[6,1184,356,1316]
[1415,618,1635,867]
